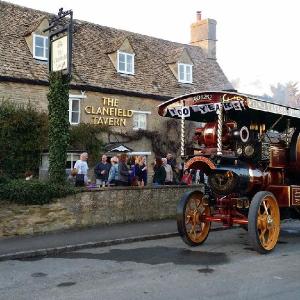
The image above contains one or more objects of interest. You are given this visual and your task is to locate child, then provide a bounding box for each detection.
[180,169,192,185]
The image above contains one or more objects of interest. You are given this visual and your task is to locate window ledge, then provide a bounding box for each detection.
[133,127,146,131]
[34,57,48,62]
[178,82,194,86]
[118,72,135,77]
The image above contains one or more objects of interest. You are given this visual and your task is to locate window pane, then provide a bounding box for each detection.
[140,114,146,129]
[118,53,126,72]
[127,54,133,73]
[133,113,147,129]
[179,65,184,81]
[71,112,79,123]
[133,114,138,128]
[45,38,49,57]
[119,53,125,63]
[127,61,132,73]
[65,160,72,169]
[186,66,191,76]
[186,67,191,82]
[35,36,44,47]
[72,100,79,112]
[35,47,44,57]
[127,54,132,64]
[119,61,125,72]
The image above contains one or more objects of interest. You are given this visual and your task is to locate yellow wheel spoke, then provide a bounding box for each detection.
[196,199,202,208]
[190,224,196,235]
[257,215,267,229]
[262,200,269,215]
[199,206,205,214]
[259,228,267,246]
[185,214,192,225]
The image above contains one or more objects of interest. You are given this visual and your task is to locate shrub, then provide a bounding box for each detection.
[0,174,9,185]
[0,179,76,205]
[0,100,48,178]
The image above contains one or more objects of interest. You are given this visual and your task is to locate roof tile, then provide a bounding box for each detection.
[0,1,233,97]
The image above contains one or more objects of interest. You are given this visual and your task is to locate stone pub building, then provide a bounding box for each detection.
[0,1,232,178]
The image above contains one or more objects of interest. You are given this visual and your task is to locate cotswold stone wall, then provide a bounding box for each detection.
[0,185,202,237]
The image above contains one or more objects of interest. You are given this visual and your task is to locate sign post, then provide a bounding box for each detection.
[44,7,73,76]
[44,8,73,183]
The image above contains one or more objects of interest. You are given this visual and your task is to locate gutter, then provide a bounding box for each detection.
[0,75,172,101]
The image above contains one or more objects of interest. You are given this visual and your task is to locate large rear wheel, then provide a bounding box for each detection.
[177,191,211,246]
[248,191,280,254]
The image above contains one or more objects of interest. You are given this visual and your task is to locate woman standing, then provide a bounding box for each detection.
[152,157,166,186]
[135,156,147,186]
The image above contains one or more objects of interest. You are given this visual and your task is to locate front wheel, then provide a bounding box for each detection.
[177,191,211,246]
[248,191,280,254]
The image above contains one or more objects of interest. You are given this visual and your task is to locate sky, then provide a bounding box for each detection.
[6,0,300,96]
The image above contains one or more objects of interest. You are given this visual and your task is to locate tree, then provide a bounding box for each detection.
[270,81,300,108]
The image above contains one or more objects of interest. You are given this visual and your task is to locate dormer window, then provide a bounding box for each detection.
[117,51,134,75]
[178,63,193,83]
[33,34,48,61]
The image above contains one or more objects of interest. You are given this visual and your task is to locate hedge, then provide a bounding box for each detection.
[0,179,76,205]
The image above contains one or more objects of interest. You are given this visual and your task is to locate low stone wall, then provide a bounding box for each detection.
[0,185,203,237]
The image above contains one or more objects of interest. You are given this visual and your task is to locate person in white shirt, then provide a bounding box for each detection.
[162,157,173,185]
[74,152,89,185]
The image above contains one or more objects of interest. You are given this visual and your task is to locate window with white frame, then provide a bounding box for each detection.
[68,98,80,125]
[33,34,48,60]
[133,112,148,130]
[178,63,193,83]
[118,51,134,75]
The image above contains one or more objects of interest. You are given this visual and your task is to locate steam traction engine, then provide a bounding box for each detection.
[158,91,300,253]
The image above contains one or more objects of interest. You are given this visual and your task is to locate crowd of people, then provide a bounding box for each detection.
[70,152,205,188]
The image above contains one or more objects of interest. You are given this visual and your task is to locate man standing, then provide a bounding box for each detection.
[94,154,111,187]
[162,157,173,185]
[74,152,89,186]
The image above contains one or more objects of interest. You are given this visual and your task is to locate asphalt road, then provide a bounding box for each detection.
[1,224,300,300]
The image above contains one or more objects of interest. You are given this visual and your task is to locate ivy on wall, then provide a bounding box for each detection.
[0,100,48,178]
[47,72,70,183]
[69,123,109,166]
[113,119,194,157]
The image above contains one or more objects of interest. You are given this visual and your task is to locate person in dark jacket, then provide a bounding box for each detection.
[152,157,166,186]
[94,154,111,186]
[117,153,131,186]
[128,156,138,186]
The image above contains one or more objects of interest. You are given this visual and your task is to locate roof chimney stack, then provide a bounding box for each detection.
[196,11,202,21]
[190,11,217,60]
